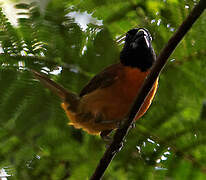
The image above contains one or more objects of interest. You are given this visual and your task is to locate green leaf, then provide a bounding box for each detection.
[0,0,206,179]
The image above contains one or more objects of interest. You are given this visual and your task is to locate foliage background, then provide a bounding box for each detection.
[0,0,206,179]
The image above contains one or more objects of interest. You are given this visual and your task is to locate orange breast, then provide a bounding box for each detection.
[61,66,158,134]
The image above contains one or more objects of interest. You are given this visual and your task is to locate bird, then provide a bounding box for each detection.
[32,28,158,139]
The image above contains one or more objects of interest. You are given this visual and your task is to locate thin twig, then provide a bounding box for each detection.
[0,54,92,78]
[90,1,206,179]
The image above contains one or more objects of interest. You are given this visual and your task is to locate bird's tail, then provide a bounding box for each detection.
[31,70,79,111]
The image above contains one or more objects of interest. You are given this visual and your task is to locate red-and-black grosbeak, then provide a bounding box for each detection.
[32,28,158,138]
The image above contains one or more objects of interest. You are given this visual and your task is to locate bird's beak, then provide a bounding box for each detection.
[137,29,150,48]
[143,35,150,48]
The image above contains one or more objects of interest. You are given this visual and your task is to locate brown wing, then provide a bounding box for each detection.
[79,63,122,97]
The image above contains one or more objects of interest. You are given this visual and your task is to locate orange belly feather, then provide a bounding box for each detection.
[61,66,158,134]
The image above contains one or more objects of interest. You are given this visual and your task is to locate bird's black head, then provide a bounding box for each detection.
[120,28,156,72]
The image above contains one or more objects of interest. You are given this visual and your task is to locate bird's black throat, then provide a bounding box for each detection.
[120,28,156,72]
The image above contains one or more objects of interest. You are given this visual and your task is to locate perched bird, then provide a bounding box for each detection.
[32,28,158,139]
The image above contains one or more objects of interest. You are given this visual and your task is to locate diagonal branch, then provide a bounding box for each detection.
[90,0,206,179]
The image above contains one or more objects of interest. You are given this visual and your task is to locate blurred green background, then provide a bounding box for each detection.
[0,0,206,179]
